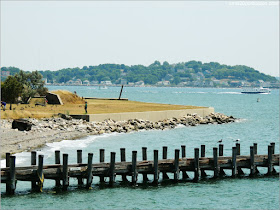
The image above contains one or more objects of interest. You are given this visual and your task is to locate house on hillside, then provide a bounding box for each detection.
[135,80,145,86]
[75,79,82,85]
[83,80,90,85]
[100,81,112,85]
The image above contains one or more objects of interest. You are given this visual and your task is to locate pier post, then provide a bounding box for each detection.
[174,149,180,182]
[236,143,240,155]
[270,142,276,174]
[37,155,44,192]
[120,148,128,182]
[77,150,83,185]
[31,151,37,190]
[267,145,273,175]
[162,146,169,180]
[200,145,207,177]
[6,156,16,195]
[142,147,148,182]
[201,145,205,157]
[253,143,257,155]
[6,153,10,168]
[181,145,189,179]
[109,152,116,186]
[153,150,159,185]
[99,149,105,183]
[232,147,237,177]
[194,148,200,182]
[219,144,223,156]
[250,146,256,176]
[86,153,93,189]
[131,151,138,186]
[181,145,186,158]
[55,150,61,187]
[213,147,219,178]
[62,154,69,191]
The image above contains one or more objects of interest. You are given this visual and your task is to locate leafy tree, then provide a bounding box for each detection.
[1,76,23,109]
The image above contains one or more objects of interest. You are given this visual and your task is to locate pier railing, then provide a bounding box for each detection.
[1,142,279,195]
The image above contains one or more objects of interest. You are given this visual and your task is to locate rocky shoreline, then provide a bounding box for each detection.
[0,113,235,158]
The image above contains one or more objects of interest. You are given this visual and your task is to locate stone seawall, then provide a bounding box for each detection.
[72,107,214,122]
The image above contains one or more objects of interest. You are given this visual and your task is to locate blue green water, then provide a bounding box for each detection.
[1,87,279,209]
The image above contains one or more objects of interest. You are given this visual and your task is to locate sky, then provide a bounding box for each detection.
[1,1,279,76]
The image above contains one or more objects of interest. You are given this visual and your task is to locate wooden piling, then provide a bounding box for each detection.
[62,154,69,191]
[213,147,219,178]
[201,145,205,157]
[99,149,105,183]
[153,150,159,185]
[6,153,11,168]
[6,156,16,195]
[219,144,224,156]
[267,145,273,175]
[109,152,116,186]
[77,150,83,185]
[31,151,37,190]
[131,151,138,186]
[270,142,275,154]
[174,149,180,182]
[194,148,200,182]
[37,155,44,192]
[55,150,61,187]
[232,147,237,177]
[120,148,128,182]
[162,146,169,180]
[236,143,240,155]
[142,147,148,182]
[250,146,256,176]
[86,153,93,189]
[181,145,186,158]
[200,145,207,177]
[253,143,257,155]
[118,85,124,100]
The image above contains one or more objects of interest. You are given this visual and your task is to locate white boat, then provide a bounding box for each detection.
[99,86,108,90]
[241,87,271,94]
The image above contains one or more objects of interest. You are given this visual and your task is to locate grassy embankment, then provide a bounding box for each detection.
[0,90,203,119]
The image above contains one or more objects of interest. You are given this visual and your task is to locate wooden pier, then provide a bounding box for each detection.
[1,142,279,195]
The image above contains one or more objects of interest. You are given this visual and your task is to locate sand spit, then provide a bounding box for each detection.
[0,113,235,158]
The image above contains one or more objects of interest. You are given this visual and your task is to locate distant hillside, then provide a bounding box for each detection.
[1,61,277,87]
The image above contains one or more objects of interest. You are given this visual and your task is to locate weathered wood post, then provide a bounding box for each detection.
[236,143,240,155]
[37,155,44,192]
[200,145,207,177]
[55,150,61,187]
[6,155,16,195]
[174,149,180,182]
[153,150,159,185]
[142,147,148,182]
[232,147,237,177]
[31,151,37,190]
[62,154,69,191]
[6,153,11,168]
[162,146,169,180]
[219,144,223,156]
[86,153,93,189]
[181,145,186,158]
[213,147,219,178]
[267,145,273,176]
[270,142,276,174]
[194,148,200,182]
[250,146,256,176]
[100,149,105,183]
[131,151,138,186]
[120,148,128,182]
[118,85,124,100]
[77,150,83,185]
[181,145,189,179]
[109,152,116,187]
[201,145,205,157]
[253,143,257,155]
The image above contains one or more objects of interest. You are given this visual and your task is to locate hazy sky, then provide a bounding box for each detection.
[1,1,279,76]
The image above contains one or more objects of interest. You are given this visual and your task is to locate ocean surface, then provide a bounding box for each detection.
[1,86,279,209]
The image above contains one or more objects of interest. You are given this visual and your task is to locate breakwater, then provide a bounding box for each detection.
[2,142,278,195]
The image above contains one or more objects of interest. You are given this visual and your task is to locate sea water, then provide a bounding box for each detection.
[1,87,279,209]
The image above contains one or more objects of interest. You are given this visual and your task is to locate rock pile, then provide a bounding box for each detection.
[1,112,235,135]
